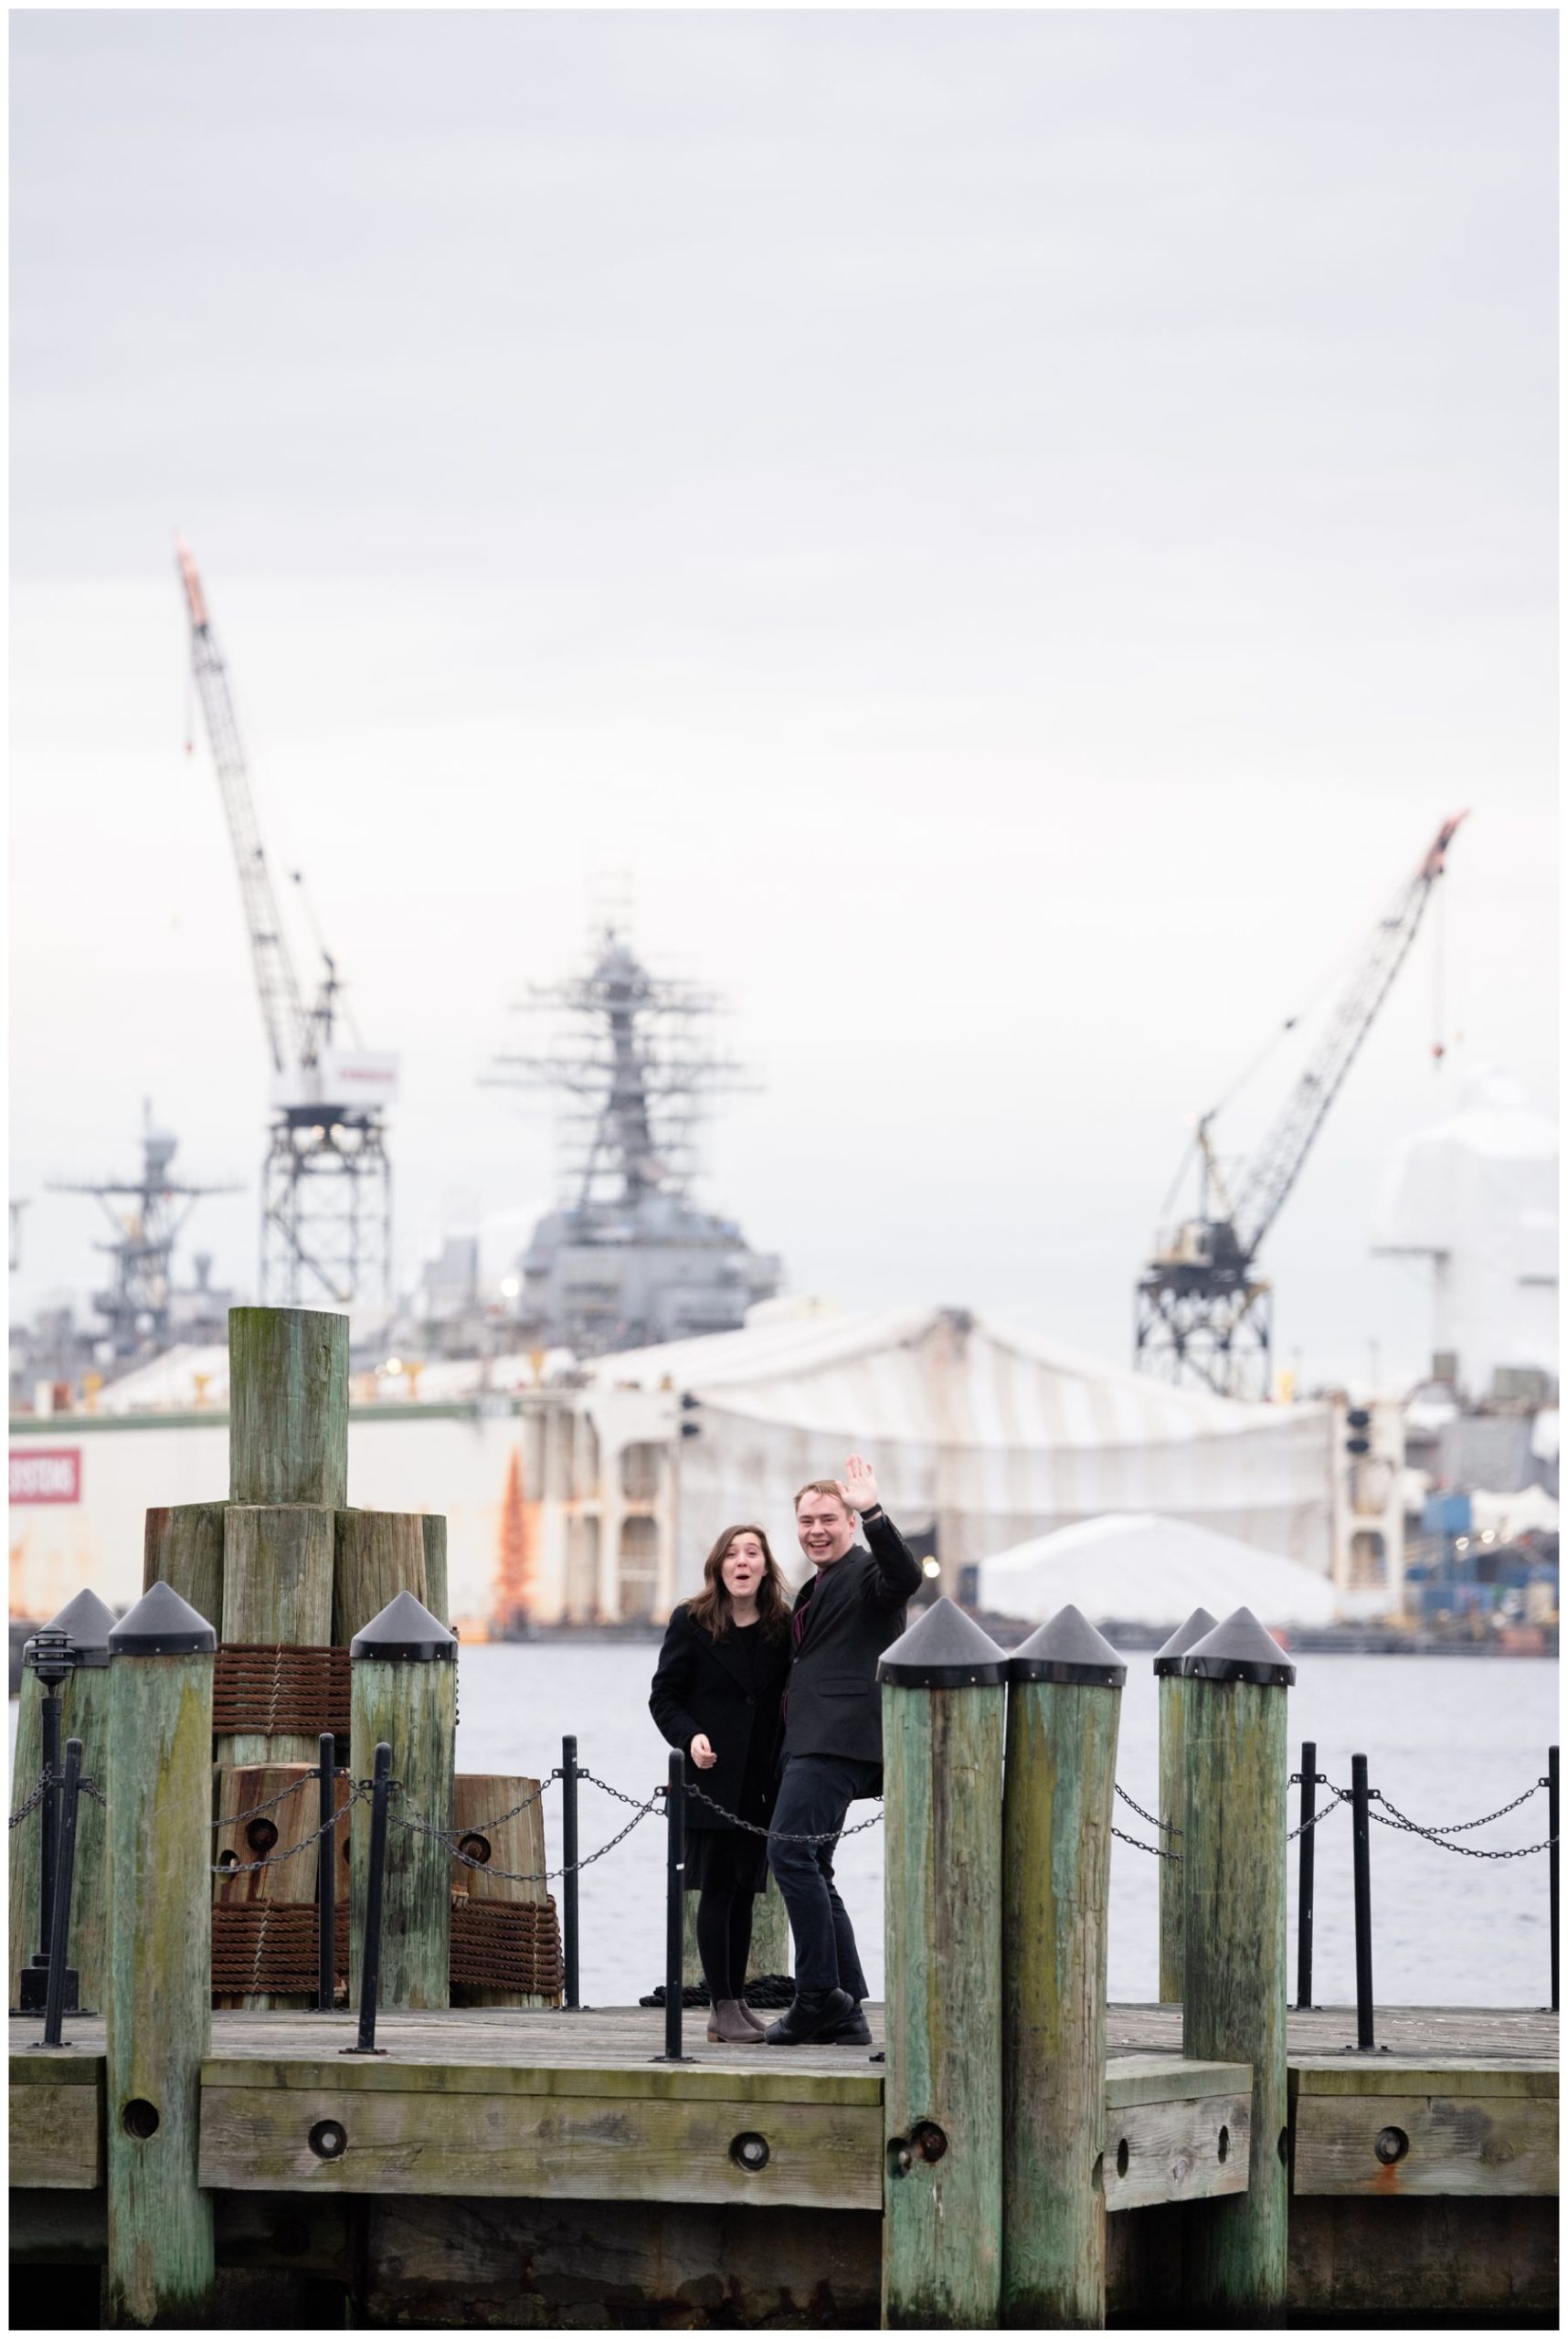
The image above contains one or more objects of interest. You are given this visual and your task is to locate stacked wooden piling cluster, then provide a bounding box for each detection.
[13,1307,564,2320]
[130,1307,561,2016]
[878,1594,1296,2329]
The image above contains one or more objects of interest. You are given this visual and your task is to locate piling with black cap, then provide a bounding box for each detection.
[9,1588,115,2015]
[1153,1606,1216,2004]
[878,1597,1008,2329]
[104,1581,217,2327]
[1179,1606,1295,2323]
[1001,1605,1125,2327]
[349,1590,457,2011]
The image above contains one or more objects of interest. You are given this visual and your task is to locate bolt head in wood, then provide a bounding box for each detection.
[1152,1605,1219,1678]
[38,1586,117,1668]
[108,1579,217,1656]
[349,1588,457,1663]
[1179,1604,1296,1688]
[1009,1603,1127,1687]
[877,1595,1007,1688]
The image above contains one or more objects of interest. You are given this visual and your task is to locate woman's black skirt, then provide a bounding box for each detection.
[683,1823,770,1897]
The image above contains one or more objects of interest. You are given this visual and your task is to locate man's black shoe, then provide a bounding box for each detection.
[764,1987,856,2046]
[818,1997,872,2046]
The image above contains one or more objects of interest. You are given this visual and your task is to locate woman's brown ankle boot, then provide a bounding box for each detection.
[709,1997,765,2044]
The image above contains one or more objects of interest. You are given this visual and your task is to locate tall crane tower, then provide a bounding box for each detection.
[176,538,398,1311]
[1135,814,1466,1402]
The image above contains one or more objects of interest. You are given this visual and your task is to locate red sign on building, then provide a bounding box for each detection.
[9,1449,82,1504]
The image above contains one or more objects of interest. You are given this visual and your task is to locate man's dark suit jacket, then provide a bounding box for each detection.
[648,1605,789,1832]
[782,1510,925,1778]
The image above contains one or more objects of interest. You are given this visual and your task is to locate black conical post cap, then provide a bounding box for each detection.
[1179,1605,1296,1688]
[108,1579,217,1657]
[877,1596,1008,1688]
[350,1589,457,1664]
[1152,1605,1219,1678]
[1010,1603,1127,1688]
[39,1587,117,1669]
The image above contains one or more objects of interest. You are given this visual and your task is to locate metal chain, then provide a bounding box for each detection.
[211,1787,366,1876]
[1115,1783,1179,1836]
[1365,1788,1555,1860]
[1112,1824,1181,1862]
[1288,1790,1349,1843]
[389,1782,661,1882]
[1369,1781,1544,1838]
[682,1775,885,1845]
[79,1777,106,1808]
[7,1770,53,1828]
[391,1773,556,1851]
[209,1768,349,1831]
[577,1765,672,1814]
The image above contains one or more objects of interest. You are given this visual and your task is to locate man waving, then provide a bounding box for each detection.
[765,1455,923,2046]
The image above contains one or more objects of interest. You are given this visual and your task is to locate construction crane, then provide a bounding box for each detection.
[176,537,398,1311]
[1134,814,1466,1402]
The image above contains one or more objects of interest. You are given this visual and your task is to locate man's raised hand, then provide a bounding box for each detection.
[839,1455,880,1517]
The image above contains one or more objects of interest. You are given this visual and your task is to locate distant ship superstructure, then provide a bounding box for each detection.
[483,927,779,1354]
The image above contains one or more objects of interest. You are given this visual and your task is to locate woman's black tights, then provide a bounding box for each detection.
[695,1886,755,2002]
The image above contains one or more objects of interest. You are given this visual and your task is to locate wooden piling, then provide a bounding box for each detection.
[349,1591,457,2012]
[1154,1606,1216,2005]
[450,1773,551,2010]
[143,1502,226,1624]
[1001,1605,1125,2329]
[420,1513,450,1629]
[228,1306,348,1508]
[334,1509,429,1646]
[7,1590,114,2014]
[217,1506,336,1763]
[879,1598,1008,2331]
[104,1582,217,2328]
[1180,1606,1295,2325]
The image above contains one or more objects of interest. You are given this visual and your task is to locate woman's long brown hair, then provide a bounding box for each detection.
[687,1522,790,1641]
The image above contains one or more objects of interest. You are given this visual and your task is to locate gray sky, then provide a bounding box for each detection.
[10,10,1557,1388]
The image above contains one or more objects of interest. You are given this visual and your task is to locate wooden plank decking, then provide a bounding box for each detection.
[11,2003,1557,2208]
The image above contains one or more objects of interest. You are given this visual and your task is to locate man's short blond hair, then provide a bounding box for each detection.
[794,1477,853,1515]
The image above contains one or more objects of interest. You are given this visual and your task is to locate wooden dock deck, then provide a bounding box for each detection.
[11,2000,1558,2323]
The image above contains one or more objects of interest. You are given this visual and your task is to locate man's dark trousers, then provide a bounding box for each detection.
[768,1752,879,2000]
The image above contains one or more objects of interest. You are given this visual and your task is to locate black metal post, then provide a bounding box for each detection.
[20,1627,79,2015]
[37,1739,84,2049]
[1296,1740,1317,2012]
[344,1741,392,2056]
[652,1749,693,2063]
[37,1688,61,1964]
[1351,1752,1374,2051]
[317,1732,336,2014]
[561,1733,580,2011]
[1549,1744,1559,2016]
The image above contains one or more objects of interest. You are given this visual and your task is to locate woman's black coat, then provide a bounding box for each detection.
[648,1604,790,1834]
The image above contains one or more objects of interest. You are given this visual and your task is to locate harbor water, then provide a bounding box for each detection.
[451,1642,1556,2011]
[10,1645,1556,2012]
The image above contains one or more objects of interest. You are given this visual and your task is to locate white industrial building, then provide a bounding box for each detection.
[8,1302,1337,1630]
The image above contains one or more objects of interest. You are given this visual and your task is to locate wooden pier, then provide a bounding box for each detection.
[7,1306,1559,2329]
[10,2000,1557,2324]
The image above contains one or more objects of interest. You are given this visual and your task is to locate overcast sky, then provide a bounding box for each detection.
[9,10,1557,1390]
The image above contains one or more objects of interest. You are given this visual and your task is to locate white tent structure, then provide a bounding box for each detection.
[593,1304,1334,1594]
[1372,1068,1558,1398]
[979,1512,1340,1631]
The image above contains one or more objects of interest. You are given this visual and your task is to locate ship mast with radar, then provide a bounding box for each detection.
[1135,813,1466,1402]
[176,537,398,1309]
[482,925,779,1355]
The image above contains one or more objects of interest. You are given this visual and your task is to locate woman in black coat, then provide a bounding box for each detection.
[649,1522,792,2044]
